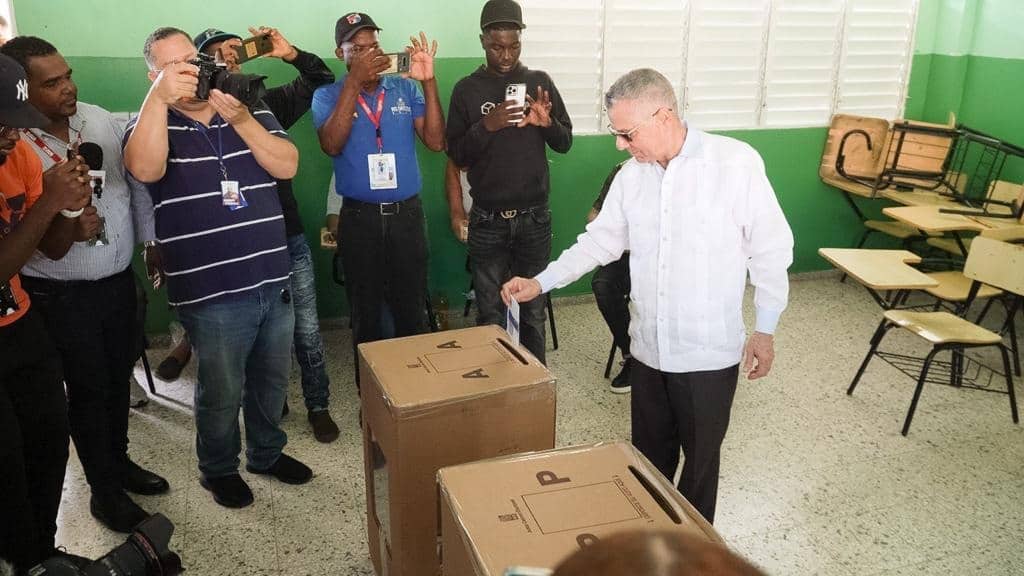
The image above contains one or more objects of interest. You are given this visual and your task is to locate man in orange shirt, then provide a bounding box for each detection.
[0,53,93,572]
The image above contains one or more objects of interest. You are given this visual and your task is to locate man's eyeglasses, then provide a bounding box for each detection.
[607,108,667,143]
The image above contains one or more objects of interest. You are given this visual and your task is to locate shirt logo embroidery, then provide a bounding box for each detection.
[16,79,28,101]
[391,97,412,115]
[480,102,496,116]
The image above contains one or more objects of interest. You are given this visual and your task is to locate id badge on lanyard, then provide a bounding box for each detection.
[198,121,247,210]
[359,90,398,191]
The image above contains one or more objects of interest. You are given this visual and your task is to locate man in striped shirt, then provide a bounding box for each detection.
[124,27,311,509]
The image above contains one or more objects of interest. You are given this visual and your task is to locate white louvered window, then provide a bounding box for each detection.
[762,0,845,127]
[519,0,604,134]
[683,0,771,130]
[601,0,690,130]
[835,0,918,120]
[516,0,918,134]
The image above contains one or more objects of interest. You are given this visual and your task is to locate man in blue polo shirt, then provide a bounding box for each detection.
[312,13,444,385]
[123,27,312,509]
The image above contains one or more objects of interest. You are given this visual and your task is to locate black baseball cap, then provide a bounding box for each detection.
[193,28,242,53]
[480,0,526,30]
[335,13,381,47]
[0,54,48,129]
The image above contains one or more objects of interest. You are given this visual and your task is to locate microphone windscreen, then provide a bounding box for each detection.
[78,142,104,171]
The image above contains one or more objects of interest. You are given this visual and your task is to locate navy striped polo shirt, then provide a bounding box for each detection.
[124,108,291,307]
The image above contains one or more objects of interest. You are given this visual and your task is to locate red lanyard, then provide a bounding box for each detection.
[357,89,386,153]
[21,128,83,164]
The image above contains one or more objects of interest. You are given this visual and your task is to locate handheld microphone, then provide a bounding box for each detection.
[59,146,85,218]
[78,142,105,199]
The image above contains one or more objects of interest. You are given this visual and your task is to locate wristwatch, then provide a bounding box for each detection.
[144,240,158,248]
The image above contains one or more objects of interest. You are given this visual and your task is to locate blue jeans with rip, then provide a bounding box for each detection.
[287,234,330,412]
[178,282,294,479]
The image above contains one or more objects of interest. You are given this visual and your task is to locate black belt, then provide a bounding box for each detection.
[20,266,133,290]
[474,203,548,220]
[343,195,419,216]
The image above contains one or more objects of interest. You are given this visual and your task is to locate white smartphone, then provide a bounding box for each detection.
[506,83,527,123]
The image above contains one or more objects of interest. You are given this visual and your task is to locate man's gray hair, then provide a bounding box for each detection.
[604,68,677,111]
[143,26,190,69]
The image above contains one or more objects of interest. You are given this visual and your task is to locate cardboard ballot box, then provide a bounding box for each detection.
[437,442,723,576]
[359,325,557,576]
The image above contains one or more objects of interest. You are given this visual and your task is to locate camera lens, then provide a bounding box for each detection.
[213,71,268,109]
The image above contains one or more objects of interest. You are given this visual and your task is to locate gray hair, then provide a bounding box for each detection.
[143,26,190,69]
[604,68,677,111]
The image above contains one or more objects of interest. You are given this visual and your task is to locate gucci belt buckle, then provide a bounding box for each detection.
[500,209,518,219]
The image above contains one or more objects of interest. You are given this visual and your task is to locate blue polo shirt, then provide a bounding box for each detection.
[312,74,425,203]
[124,108,291,307]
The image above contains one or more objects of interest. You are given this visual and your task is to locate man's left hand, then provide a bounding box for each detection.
[249,26,298,61]
[405,31,437,82]
[519,86,552,128]
[742,332,775,380]
[209,89,251,125]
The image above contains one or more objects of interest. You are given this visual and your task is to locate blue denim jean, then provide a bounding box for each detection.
[468,204,552,364]
[178,281,294,479]
[287,234,330,412]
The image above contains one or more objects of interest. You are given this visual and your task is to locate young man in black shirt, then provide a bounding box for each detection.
[446,0,572,364]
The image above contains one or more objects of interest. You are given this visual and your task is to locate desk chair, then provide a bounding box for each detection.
[847,236,1022,435]
[926,180,1024,256]
[821,115,958,255]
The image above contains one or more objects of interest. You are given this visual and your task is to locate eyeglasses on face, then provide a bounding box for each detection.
[607,108,668,143]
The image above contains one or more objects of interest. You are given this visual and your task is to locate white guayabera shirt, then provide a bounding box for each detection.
[536,127,794,373]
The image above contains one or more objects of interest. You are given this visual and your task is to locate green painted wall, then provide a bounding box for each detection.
[17,0,961,331]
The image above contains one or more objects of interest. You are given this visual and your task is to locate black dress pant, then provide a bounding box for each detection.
[591,254,630,356]
[339,196,429,353]
[21,268,137,497]
[0,309,70,571]
[630,360,739,524]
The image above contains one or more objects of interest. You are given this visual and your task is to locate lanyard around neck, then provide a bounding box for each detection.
[357,88,386,153]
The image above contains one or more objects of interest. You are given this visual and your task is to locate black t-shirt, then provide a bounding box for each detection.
[593,161,627,212]
[446,64,573,211]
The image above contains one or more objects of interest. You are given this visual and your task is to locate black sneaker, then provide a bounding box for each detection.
[246,453,313,485]
[90,491,150,533]
[610,358,632,394]
[200,474,254,508]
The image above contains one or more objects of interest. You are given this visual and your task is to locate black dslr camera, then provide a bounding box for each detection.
[28,514,182,576]
[189,52,267,109]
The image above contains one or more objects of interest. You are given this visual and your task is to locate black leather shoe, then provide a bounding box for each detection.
[308,410,340,444]
[610,358,633,394]
[90,491,150,533]
[123,460,170,495]
[200,474,254,508]
[246,453,313,485]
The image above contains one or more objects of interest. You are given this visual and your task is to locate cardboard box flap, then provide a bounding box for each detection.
[438,442,722,575]
[359,325,555,418]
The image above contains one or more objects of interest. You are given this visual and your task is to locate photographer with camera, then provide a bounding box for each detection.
[446,0,573,365]
[151,25,340,442]
[123,27,311,510]
[0,53,94,573]
[312,13,444,385]
[0,36,171,535]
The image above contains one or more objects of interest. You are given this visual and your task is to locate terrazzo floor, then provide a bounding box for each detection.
[53,273,1024,575]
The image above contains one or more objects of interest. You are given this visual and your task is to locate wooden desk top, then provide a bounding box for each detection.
[818,248,939,290]
[879,189,961,207]
[881,206,1022,234]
